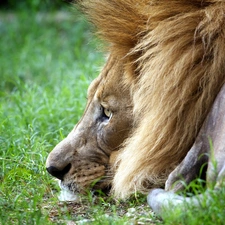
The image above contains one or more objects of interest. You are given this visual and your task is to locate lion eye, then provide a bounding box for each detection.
[103,107,112,119]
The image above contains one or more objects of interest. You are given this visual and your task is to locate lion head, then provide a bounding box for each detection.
[46,0,225,199]
[46,56,133,196]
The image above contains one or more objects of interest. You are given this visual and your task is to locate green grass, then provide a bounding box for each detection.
[1,6,225,225]
[0,7,100,225]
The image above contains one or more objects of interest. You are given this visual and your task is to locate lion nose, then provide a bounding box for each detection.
[46,163,71,180]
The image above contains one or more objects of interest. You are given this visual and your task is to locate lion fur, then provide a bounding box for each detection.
[78,0,225,198]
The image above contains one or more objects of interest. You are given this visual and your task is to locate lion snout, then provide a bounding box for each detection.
[46,136,76,180]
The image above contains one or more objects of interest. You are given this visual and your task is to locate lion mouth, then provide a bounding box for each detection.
[56,163,110,201]
[58,181,80,202]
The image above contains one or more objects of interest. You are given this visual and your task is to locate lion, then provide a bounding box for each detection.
[46,0,225,216]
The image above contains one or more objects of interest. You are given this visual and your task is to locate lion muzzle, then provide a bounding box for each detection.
[46,136,75,181]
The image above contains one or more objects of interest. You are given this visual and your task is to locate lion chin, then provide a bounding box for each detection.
[58,181,79,202]
[46,0,225,218]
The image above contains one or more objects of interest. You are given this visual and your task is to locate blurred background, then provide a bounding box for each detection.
[0,0,72,11]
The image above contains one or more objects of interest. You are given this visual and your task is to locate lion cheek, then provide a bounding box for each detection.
[63,161,106,189]
[75,165,106,188]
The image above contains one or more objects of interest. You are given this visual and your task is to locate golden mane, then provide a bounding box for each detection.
[78,0,225,198]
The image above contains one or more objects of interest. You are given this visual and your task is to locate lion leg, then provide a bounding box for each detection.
[165,135,208,192]
[148,83,225,217]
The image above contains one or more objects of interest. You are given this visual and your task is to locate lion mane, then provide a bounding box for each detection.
[78,0,225,198]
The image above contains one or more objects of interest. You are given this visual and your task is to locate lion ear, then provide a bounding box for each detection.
[77,0,146,55]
